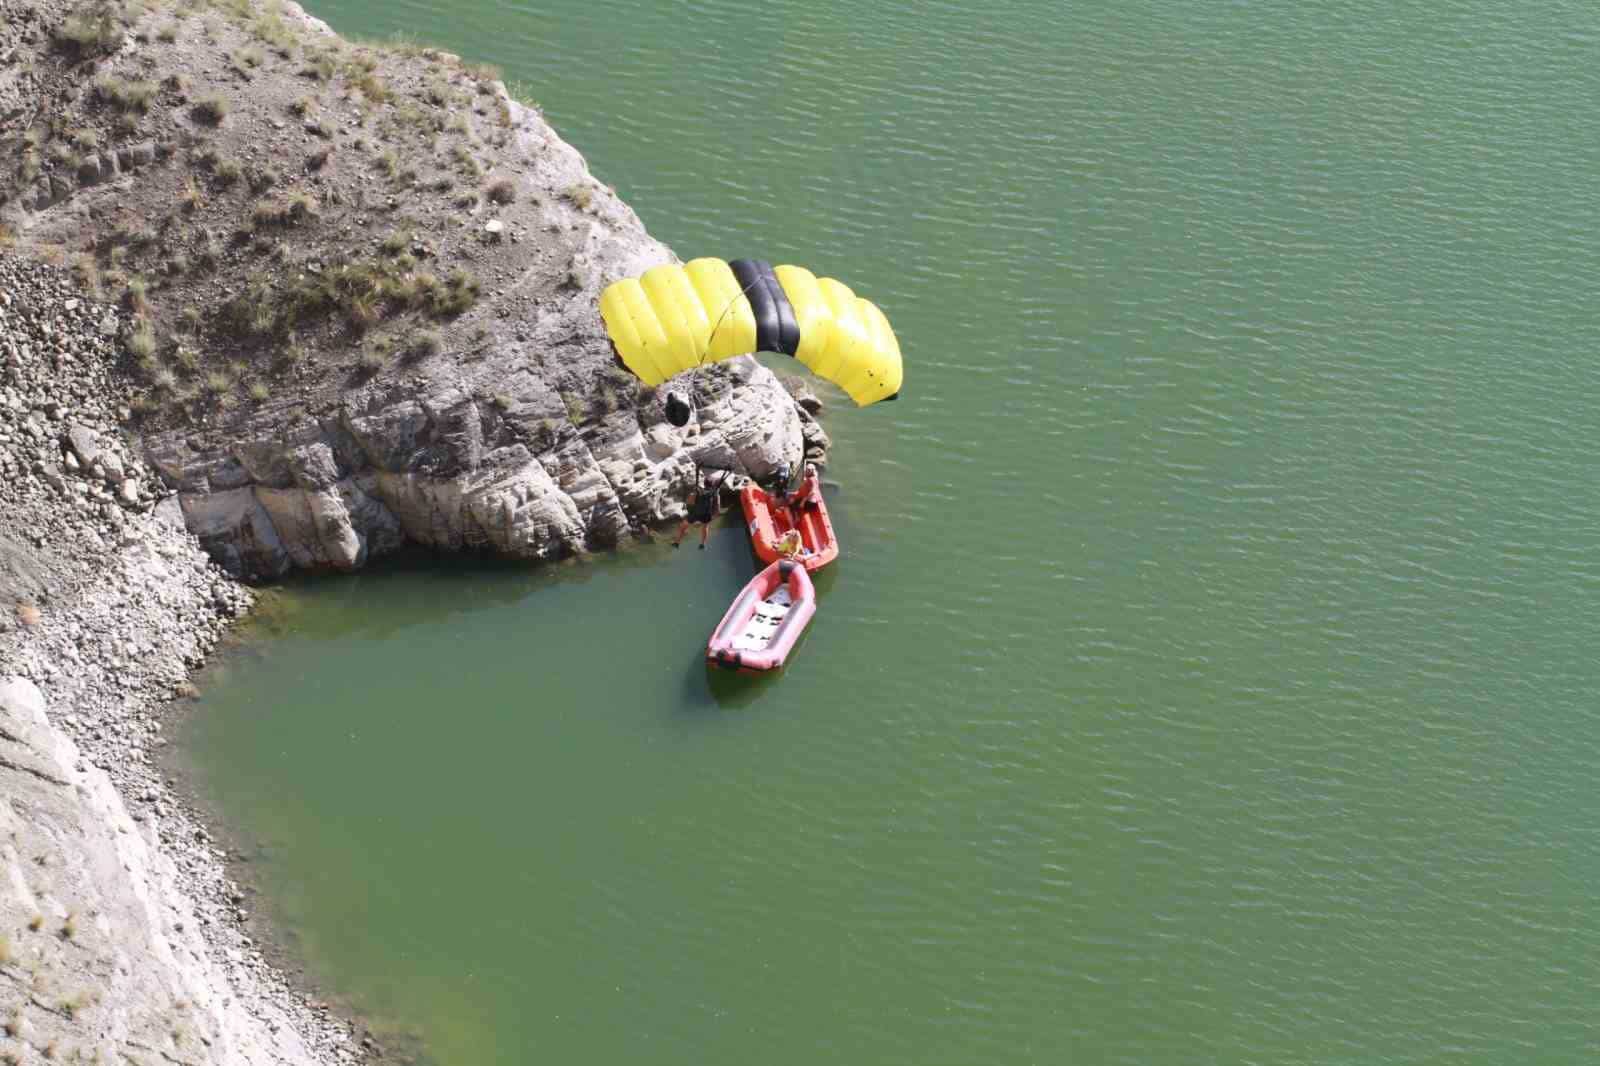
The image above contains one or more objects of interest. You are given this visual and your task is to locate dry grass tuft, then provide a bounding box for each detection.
[250,191,318,229]
[53,5,125,55]
[410,328,444,359]
[352,71,391,103]
[485,177,516,204]
[179,176,204,213]
[94,77,158,113]
[191,94,230,126]
[126,320,158,360]
[564,183,594,211]
[124,277,150,316]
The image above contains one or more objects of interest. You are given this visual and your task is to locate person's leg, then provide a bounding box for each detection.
[672,519,689,547]
[698,523,710,549]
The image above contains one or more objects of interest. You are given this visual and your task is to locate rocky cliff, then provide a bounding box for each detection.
[4,0,825,580]
[1,255,347,1063]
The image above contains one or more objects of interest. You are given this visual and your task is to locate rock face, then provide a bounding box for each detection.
[0,675,319,1065]
[145,350,804,580]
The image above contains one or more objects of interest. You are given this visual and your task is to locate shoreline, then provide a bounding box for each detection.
[1,252,357,1063]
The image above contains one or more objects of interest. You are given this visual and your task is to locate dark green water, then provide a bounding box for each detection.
[181,1,1600,1061]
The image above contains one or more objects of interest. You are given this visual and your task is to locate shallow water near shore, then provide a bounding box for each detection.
[179,0,1600,1061]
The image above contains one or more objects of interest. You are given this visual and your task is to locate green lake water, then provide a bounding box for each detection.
[179,1,1600,1061]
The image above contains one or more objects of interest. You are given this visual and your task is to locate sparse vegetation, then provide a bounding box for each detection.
[356,343,388,374]
[94,77,159,113]
[564,182,594,211]
[353,71,391,103]
[248,165,281,194]
[249,8,299,57]
[463,61,503,85]
[53,4,126,56]
[1,12,571,428]
[434,270,481,317]
[192,94,230,126]
[250,191,318,228]
[451,144,483,182]
[506,80,539,110]
[59,913,77,941]
[72,254,101,296]
[301,53,337,81]
[380,229,411,256]
[179,175,203,212]
[411,328,443,359]
[26,914,43,932]
[278,335,307,366]
[124,277,150,316]
[126,321,157,361]
[486,177,516,204]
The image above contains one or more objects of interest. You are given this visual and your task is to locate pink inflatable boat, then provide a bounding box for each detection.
[706,560,816,673]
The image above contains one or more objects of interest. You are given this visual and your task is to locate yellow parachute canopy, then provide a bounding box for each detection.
[599,258,902,406]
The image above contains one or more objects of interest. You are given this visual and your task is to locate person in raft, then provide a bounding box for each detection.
[776,529,806,560]
[673,468,729,550]
[770,461,821,510]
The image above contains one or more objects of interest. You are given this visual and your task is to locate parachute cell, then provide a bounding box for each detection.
[599,257,902,406]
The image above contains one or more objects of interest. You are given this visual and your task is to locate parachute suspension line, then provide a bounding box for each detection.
[697,276,765,369]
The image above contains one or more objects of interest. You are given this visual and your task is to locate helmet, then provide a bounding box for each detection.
[664,392,692,428]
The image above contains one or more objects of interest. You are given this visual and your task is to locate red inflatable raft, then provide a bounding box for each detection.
[706,560,816,673]
[739,463,839,572]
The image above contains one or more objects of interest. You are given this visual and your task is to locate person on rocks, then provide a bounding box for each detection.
[672,467,730,550]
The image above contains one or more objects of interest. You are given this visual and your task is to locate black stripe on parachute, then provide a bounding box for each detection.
[729,259,800,357]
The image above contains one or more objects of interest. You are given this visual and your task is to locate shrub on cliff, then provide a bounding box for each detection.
[53,4,126,56]
[191,94,230,126]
